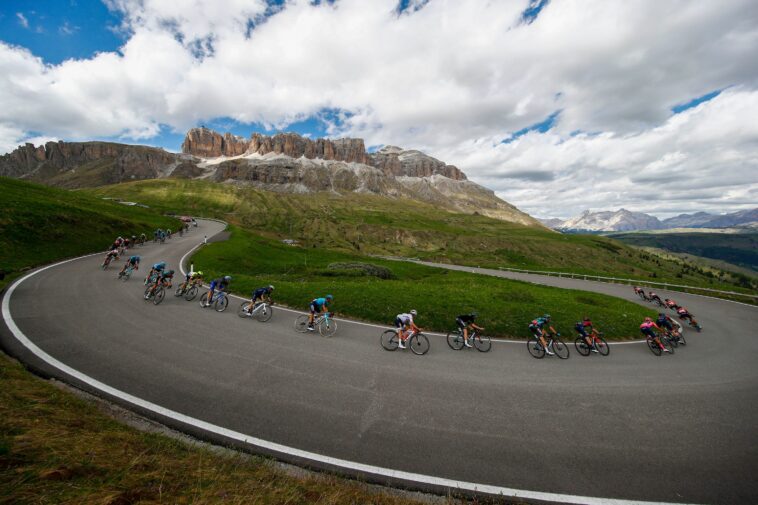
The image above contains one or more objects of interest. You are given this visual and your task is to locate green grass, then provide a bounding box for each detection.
[0,177,180,280]
[192,226,655,339]
[0,353,439,505]
[87,178,755,293]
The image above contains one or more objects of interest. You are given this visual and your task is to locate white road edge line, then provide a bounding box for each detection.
[178,242,646,345]
[2,252,701,505]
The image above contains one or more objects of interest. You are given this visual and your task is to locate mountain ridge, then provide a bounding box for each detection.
[541,208,758,232]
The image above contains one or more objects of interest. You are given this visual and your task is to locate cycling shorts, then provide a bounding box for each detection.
[658,319,673,330]
[456,317,467,329]
[528,325,543,337]
[640,327,657,339]
[575,326,588,337]
[395,317,408,329]
[210,280,218,290]
[310,303,319,313]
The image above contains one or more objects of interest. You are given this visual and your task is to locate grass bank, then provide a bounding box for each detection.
[88,178,754,293]
[190,226,655,339]
[0,177,179,287]
[0,353,440,505]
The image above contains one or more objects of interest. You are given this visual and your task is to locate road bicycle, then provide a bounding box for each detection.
[144,281,167,305]
[380,328,430,355]
[174,278,203,301]
[646,333,674,356]
[117,264,135,282]
[574,331,610,356]
[527,332,569,359]
[446,328,491,352]
[294,312,337,337]
[634,288,649,301]
[101,254,116,270]
[663,328,686,347]
[238,300,274,322]
[199,290,229,312]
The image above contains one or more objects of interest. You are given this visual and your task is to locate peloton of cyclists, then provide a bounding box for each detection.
[395,310,419,349]
[308,295,333,331]
[529,314,557,355]
[456,312,484,348]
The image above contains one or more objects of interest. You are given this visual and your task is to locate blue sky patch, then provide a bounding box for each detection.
[671,89,722,114]
[501,110,560,144]
[0,0,124,64]
[521,0,550,24]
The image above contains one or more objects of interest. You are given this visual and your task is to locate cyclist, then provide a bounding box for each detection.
[456,312,484,348]
[131,235,137,246]
[656,312,683,344]
[110,237,122,251]
[648,291,662,305]
[243,285,275,315]
[308,295,333,331]
[574,317,601,352]
[179,269,203,292]
[395,310,419,349]
[640,317,670,352]
[676,306,699,326]
[633,286,647,299]
[529,314,557,356]
[160,269,175,288]
[145,261,166,284]
[119,254,140,276]
[103,248,119,266]
[664,298,680,310]
[139,232,146,245]
[204,275,232,307]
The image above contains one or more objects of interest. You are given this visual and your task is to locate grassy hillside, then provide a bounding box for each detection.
[88,178,754,293]
[611,231,758,276]
[0,177,179,287]
[191,226,654,339]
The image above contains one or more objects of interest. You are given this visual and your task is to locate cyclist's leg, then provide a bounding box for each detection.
[308,304,316,325]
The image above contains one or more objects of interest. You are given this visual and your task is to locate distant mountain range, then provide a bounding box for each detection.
[541,208,758,232]
[0,128,542,227]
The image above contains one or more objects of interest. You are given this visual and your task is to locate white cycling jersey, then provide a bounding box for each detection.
[397,313,414,325]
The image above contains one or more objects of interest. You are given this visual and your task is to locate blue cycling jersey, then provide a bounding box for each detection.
[153,262,166,270]
[129,256,140,263]
[312,297,328,309]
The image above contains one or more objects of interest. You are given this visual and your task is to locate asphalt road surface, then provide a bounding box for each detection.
[2,219,757,505]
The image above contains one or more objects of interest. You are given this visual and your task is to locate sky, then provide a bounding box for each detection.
[1,0,757,219]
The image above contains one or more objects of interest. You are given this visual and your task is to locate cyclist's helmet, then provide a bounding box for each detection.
[326,294,333,301]
[224,275,232,281]
[268,285,275,290]
[410,309,418,316]
[543,314,551,321]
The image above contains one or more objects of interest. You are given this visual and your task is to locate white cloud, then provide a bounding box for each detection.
[16,12,29,29]
[1,0,757,217]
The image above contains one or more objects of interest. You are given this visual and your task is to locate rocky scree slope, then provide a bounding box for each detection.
[0,128,540,227]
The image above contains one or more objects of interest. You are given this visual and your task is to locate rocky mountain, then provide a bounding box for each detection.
[558,209,663,232]
[0,128,541,227]
[546,207,758,232]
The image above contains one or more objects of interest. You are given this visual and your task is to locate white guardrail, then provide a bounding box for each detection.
[380,256,758,302]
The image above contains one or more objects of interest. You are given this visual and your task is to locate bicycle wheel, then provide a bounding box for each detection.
[409,333,430,355]
[143,285,153,300]
[527,337,545,358]
[646,337,662,356]
[319,318,337,337]
[661,337,675,354]
[677,332,687,346]
[552,338,570,359]
[668,333,679,348]
[381,330,399,351]
[199,291,211,308]
[574,337,591,356]
[473,334,491,352]
[595,336,610,356]
[446,331,464,350]
[174,284,185,297]
[153,286,166,305]
[255,304,273,322]
[294,314,310,333]
[185,285,198,301]
[214,295,228,312]
[238,301,252,318]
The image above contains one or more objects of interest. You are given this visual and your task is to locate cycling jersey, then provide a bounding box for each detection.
[107,250,119,257]
[396,313,414,327]
[128,256,139,265]
[153,262,166,271]
[161,272,173,280]
[657,316,673,330]
[210,278,229,291]
[575,322,589,336]
[311,297,328,311]
[253,287,272,299]
[529,317,549,329]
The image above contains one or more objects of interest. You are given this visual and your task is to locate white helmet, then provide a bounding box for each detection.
[410,309,418,316]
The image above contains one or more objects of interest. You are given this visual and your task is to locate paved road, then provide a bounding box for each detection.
[2,220,757,505]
